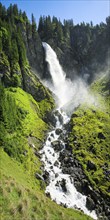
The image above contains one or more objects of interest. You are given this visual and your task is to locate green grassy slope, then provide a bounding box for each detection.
[0,87,93,220]
[0,87,50,178]
[0,149,93,220]
[69,73,110,197]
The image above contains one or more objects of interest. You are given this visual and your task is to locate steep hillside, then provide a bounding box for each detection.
[0,86,93,220]
[0,86,54,175]
[68,73,110,219]
[0,149,93,220]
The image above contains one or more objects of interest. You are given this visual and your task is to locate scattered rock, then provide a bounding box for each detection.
[50,133,54,138]
[54,160,59,167]
[46,192,51,198]
[54,110,63,124]
[48,137,51,142]
[55,173,59,178]
[60,179,67,192]
[55,128,62,135]
[45,112,57,126]
[43,171,49,183]
[87,160,97,171]
[72,113,78,118]
[51,140,63,151]
[86,196,95,210]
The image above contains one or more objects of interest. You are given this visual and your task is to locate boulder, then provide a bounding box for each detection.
[51,140,63,151]
[55,128,62,135]
[55,173,59,178]
[46,192,51,198]
[54,160,59,167]
[87,160,97,171]
[86,196,95,210]
[43,170,49,183]
[60,179,67,192]
[72,113,78,118]
[45,112,57,126]
[54,110,63,124]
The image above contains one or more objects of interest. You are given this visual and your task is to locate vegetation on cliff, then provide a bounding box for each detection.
[69,73,110,198]
[0,85,93,220]
[38,15,110,81]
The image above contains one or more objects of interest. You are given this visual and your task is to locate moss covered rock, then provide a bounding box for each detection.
[68,73,110,218]
[0,52,11,86]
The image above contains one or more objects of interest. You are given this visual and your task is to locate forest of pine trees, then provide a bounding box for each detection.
[0,3,110,84]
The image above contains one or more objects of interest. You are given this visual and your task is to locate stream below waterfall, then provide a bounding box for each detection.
[40,42,98,220]
[40,109,97,220]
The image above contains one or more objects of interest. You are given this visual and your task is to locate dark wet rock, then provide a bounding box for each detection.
[55,181,59,187]
[51,140,63,151]
[59,149,72,161]
[58,133,65,140]
[51,133,55,138]
[60,179,67,192]
[46,192,51,198]
[87,160,97,171]
[44,112,57,127]
[48,137,51,142]
[54,160,59,167]
[55,173,59,178]
[86,196,95,210]
[55,128,62,135]
[62,166,75,175]
[72,113,78,118]
[54,110,63,124]
[43,171,49,184]
[55,179,67,192]
[63,122,71,132]
[74,182,82,193]
[60,202,67,208]
[65,143,73,153]
[105,206,110,216]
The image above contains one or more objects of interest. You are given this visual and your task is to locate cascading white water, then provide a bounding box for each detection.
[41,42,97,220]
[42,42,96,112]
[43,42,75,109]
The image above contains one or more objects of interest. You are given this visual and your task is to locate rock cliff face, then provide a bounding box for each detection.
[21,23,44,78]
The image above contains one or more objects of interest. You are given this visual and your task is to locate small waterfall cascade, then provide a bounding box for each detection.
[40,43,97,220]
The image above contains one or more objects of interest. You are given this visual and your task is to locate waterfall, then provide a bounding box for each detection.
[42,42,96,112]
[41,42,97,220]
[42,42,74,109]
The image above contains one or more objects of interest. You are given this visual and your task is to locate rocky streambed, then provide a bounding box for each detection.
[39,110,98,219]
[38,109,110,220]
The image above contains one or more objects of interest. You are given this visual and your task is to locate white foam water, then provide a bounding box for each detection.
[41,43,97,219]
[42,42,97,113]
